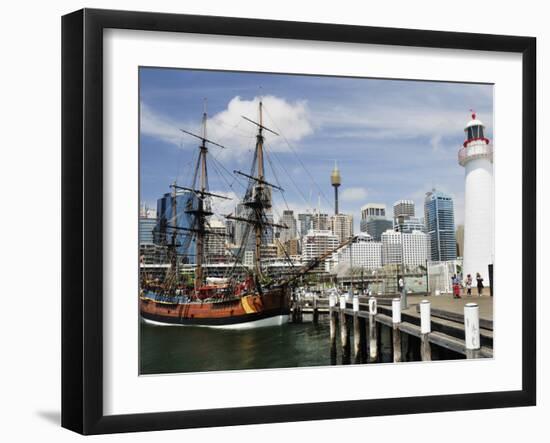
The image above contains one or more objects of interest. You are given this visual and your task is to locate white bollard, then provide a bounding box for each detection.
[464,303,480,357]
[369,297,377,315]
[392,298,401,324]
[420,300,431,334]
[420,299,432,361]
[391,298,402,362]
[339,294,347,310]
[353,294,359,312]
[368,296,378,362]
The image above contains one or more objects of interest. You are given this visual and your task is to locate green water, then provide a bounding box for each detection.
[140,316,339,374]
[139,315,462,374]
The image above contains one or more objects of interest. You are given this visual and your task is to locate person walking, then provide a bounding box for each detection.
[452,274,461,299]
[476,272,484,296]
[465,274,472,297]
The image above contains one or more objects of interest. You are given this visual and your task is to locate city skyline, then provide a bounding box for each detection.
[140,68,493,231]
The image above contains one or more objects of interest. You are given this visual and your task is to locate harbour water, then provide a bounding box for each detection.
[140,315,395,374]
[140,307,468,375]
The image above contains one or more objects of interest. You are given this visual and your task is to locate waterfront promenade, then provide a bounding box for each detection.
[402,294,493,322]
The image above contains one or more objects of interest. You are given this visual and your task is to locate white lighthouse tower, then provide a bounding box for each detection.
[458,112,494,288]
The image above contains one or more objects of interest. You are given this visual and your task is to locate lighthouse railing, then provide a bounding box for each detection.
[458,143,493,166]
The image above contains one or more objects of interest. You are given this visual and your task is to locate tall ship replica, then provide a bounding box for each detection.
[140,101,353,328]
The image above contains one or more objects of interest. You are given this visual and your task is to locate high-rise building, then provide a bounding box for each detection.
[331,213,354,243]
[402,231,429,267]
[360,203,392,241]
[424,189,457,262]
[234,202,274,251]
[205,219,227,263]
[154,191,198,262]
[139,216,157,245]
[278,209,297,243]
[393,199,415,220]
[225,219,236,245]
[335,233,382,270]
[381,229,428,267]
[364,219,393,241]
[392,200,425,234]
[312,212,330,231]
[277,238,300,257]
[361,203,387,219]
[458,112,494,283]
[302,230,339,272]
[297,212,314,238]
[394,216,425,234]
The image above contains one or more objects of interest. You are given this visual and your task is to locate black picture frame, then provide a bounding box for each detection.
[61,8,536,435]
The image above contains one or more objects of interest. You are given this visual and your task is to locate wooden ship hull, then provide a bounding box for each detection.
[140,286,291,328]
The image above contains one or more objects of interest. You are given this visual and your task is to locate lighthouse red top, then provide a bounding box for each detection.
[463,111,490,147]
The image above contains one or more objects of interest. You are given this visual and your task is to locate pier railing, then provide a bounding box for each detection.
[291,294,492,364]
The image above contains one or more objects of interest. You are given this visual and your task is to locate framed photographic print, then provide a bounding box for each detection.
[61,8,536,435]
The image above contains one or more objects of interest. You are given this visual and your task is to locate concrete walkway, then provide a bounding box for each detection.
[403,294,493,321]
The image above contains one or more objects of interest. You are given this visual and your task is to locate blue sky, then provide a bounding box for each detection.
[139,67,493,229]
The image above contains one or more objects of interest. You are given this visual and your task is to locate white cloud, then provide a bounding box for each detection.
[430,134,443,152]
[315,106,491,143]
[141,95,314,159]
[140,103,183,146]
[208,190,240,218]
[340,187,368,202]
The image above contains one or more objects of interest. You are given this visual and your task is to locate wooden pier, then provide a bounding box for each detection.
[291,293,493,363]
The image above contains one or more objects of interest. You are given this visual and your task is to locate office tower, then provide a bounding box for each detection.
[424,189,457,262]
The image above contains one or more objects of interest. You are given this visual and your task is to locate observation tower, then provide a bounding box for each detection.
[331,161,341,215]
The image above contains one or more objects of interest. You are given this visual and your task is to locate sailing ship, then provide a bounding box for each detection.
[139,101,354,328]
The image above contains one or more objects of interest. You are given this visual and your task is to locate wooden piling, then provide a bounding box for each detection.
[312,293,319,325]
[368,297,378,363]
[352,295,361,363]
[464,303,481,359]
[392,298,402,363]
[339,295,350,364]
[359,317,367,363]
[420,299,432,361]
[329,293,337,364]
[296,292,303,323]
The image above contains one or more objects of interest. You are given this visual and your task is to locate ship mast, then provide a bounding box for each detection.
[230,101,287,280]
[254,102,266,276]
[195,110,208,290]
[174,104,231,293]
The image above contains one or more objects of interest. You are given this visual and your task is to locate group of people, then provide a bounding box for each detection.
[452,272,484,299]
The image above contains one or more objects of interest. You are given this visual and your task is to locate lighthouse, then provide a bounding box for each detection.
[458,112,494,288]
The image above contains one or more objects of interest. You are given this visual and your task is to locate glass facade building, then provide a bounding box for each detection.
[394,216,426,234]
[362,218,393,241]
[139,217,157,245]
[360,203,392,241]
[424,190,457,261]
[155,191,198,263]
[297,213,314,238]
